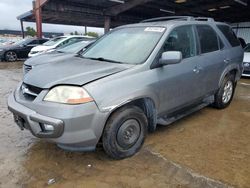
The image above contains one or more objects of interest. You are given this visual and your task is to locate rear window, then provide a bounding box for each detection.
[196,25,219,54]
[217,25,240,47]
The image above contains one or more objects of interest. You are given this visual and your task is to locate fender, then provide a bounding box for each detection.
[218,63,242,87]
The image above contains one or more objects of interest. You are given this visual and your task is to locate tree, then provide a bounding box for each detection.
[26,27,36,37]
[74,31,79,35]
[85,32,99,38]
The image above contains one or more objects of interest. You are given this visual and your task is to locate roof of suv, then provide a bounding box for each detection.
[117,16,228,29]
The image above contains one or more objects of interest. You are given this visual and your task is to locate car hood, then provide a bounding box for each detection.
[23,56,134,89]
[30,45,54,52]
[243,52,250,62]
[24,52,75,66]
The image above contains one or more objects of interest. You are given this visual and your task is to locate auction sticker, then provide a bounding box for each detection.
[144,27,165,32]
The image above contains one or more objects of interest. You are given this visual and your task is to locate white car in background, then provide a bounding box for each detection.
[243,44,250,77]
[28,35,95,57]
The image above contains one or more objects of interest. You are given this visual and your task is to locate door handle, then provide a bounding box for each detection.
[224,59,231,64]
[193,66,202,74]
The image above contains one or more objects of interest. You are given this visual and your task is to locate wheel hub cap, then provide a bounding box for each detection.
[6,52,17,62]
[117,119,140,149]
[222,80,233,104]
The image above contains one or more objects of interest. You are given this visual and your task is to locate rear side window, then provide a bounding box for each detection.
[196,25,219,54]
[28,40,38,45]
[39,39,47,44]
[217,25,240,47]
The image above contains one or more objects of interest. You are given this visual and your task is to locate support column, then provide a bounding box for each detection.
[85,26,87,35]
[20,20,25,39]
[104,16,111,34]
[35,0,43,38]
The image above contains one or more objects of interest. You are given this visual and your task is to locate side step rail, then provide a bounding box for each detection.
[157,96,214,126]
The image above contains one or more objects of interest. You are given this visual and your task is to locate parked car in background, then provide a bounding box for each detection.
[28,35,95,57]
[23,40,95,75]
[0,38,48,62]
[8,17,243,159]
[0,39,7,45]
[242,43,250,77]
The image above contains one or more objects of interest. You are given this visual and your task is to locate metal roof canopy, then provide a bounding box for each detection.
[17,0,250,37]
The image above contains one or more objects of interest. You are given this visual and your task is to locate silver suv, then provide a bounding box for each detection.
[8,17,243,159]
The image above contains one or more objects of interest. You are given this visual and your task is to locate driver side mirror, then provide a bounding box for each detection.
[159,51,182,66]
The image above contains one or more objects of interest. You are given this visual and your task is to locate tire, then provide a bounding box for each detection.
[5,51,17,62]
[213,74,236,109]
[102,106,148,159]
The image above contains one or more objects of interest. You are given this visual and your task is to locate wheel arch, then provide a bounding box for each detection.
[219,65,241,87]
[103,97,158,136]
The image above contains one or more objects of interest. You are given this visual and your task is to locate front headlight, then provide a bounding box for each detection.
[44,86,93,104]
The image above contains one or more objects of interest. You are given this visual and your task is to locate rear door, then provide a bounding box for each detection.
[217,25,243,71]
[195,24,225,96]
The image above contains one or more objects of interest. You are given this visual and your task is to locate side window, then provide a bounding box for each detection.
[58,38,80,47]
[196,25,219,54]
[28,40,38,45]
[39,39,47,44]
[217,25,240,47]
[57,39,71,47]
[163,25,196,59]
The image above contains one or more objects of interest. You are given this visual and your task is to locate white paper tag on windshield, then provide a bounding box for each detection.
[144,27,165,32]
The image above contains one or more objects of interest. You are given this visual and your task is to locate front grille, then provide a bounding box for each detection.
[21,83,43,100]
[243,70,250,75]
[24,65,32,75]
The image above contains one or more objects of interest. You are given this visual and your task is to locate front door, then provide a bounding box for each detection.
[154,25,203,115]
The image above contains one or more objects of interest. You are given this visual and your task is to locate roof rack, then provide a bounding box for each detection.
[193,17,214,22]
[141,16,193,23]
[141,16,215,23]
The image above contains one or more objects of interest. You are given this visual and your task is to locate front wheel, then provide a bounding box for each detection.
[102,106,148,159]
[213,74,236,109]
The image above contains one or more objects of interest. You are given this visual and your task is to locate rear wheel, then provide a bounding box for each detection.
[213,74,236,109]
[102,106,148,159]
[5,51,17,62]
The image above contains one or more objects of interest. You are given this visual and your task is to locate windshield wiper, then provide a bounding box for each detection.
[83,57,124,64]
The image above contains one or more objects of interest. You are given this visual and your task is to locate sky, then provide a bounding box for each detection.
[0,0,104,35]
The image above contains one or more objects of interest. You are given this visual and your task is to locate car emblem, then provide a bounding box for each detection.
[244,63,250,67]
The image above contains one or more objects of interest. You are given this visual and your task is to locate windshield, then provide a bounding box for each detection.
[245,44,250,52]
[43,37,66,46]
[82,27,165,64]
[57,41,92,53]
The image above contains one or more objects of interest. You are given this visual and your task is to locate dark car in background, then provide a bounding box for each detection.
[23,40,94,75]
[0,38,48,62]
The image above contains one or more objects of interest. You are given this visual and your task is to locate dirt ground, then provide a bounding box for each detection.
[0,61,249,188]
